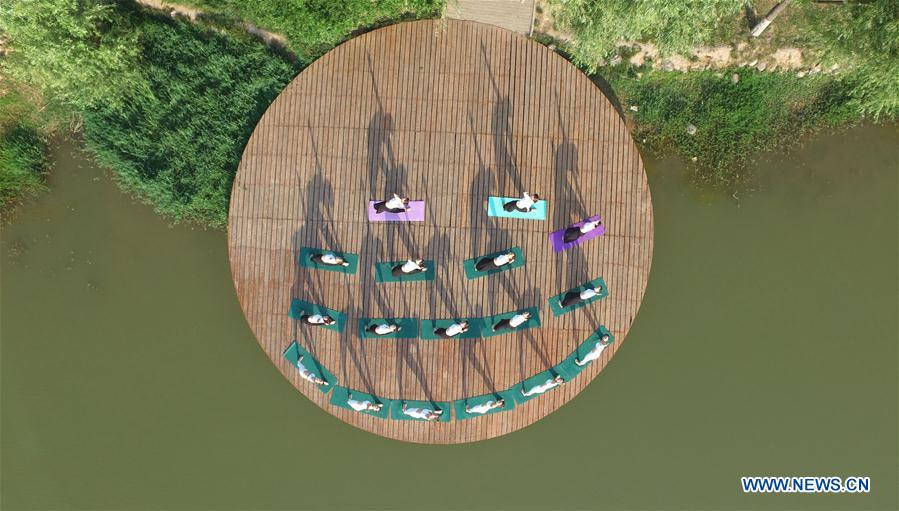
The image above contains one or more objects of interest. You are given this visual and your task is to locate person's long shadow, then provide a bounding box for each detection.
[518,286,553,378]
[460,337,498,397]
[395,340,436,403]
[480,42,523,193]
[425,230,462,320]
[468,114,495,259]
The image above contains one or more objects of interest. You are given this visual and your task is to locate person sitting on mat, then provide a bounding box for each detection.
[576,333,613,366]
[309,252,351,267]
[503,192,540,213]
[475,251,516,272]
[563,218,602,243]
[300,313,336,327]
[402,402,443,421]
[365,322,401,336]
[373,193,410,214]
[434,320,470,338]
[521,374,565,397]
[347,392,383,413]
[295,355,329,386]
[391,258,426,276]
[465,398,505,415]
[492,311,532,332]
[559,285,602,309]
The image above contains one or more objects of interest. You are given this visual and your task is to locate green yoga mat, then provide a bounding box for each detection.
[548,277,609,316]
[374,260,436,283]
[329,386,391,418]
[282,341,337,393]
[357,318,419,339]
[481,307,541,338]
[419,318,486,340]
[555,326,616,379]
[463,246,526,279]
[297,247,359,274]
[289,298,347,333]
[453,389,518,420]
[389,399,452,422]
[514,369,566,404]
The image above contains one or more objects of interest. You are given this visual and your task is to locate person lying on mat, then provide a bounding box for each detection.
[365,322,402,336]
[503,192,540,213]
[475,251,516,272]
[347,392,383,413]
[391,258,426,276]
[465,398,505,415]
[576,333,612,366]
[434,320,470,338]
[300,313,337,327]
[373,193,410,214]
[492,311,531,332]
[559,285,601,309]
[402,402,443,421]
[295,355,329,386]
[309,252,351,267]
[563,218,602,243]
[521,375,565,397]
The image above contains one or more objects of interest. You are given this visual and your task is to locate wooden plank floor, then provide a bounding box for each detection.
[228,20,653,444]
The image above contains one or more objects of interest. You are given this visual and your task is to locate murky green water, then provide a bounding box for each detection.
[2,126,896,510]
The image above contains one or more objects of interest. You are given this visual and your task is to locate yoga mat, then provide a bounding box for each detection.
[389,399,452,422]
[374,260,436,283]
[514,369,566,404]
[481,307,541,338]
[463,246,526,279]
[453,389,518,420]
[297,247,359,274]
[358,317,419,339]
[486,196,548,220]
[329,386,391,418]
[555,326,616,379]
[419,318,486,340]
[548,277,609,316]
[548,215,605,252]
[289,298,348,333]
[367,200,425,222]
[283,341,337,393]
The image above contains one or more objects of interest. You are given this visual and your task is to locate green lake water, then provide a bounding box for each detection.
[2,125,897,510]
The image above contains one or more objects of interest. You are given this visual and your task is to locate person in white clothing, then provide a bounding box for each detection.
[365,322,401,336]
[391,258,426,277]
[434,320,470,338]
[491,311,532,332]
[475,251,516,272]
[309,252,350,267]
[465,398,505,415]
[300,313,336,327]
[402,402,443,421]
[503,192,540,213]
[373,193,410,214]
[347,392,383,413]
[521,374,564,397]
[295,355,328,386]
[559,285,601,309]
[575,334,612,366]
[563,218,602,243]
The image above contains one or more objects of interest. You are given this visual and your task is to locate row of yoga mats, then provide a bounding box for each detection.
[282,325,614,421]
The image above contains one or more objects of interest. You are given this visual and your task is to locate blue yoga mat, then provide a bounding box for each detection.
[486,196,547,220]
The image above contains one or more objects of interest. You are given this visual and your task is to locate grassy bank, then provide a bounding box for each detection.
[0,89,48,215]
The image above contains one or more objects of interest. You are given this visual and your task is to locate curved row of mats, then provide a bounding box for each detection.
[283,325,615,422]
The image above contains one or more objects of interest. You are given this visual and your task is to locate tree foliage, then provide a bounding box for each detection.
[549,0,744,70]
[0,0,145,111]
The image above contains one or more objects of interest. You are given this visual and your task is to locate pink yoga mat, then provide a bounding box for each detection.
[548,215,605,252]
[368,200,425,222]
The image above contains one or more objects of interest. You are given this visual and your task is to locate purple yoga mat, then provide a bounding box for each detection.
[548,215,605,252]
[367,200,425,222]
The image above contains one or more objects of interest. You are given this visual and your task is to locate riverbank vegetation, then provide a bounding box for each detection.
[0,88,48,214]
[1,0,895,222]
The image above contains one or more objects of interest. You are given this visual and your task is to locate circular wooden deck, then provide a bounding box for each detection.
[228,19,653,443]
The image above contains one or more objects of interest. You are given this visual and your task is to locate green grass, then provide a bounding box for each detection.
[178,0,444,63]
[80,11,299,227]
[600,66,857,188]
[0,89,48,214]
